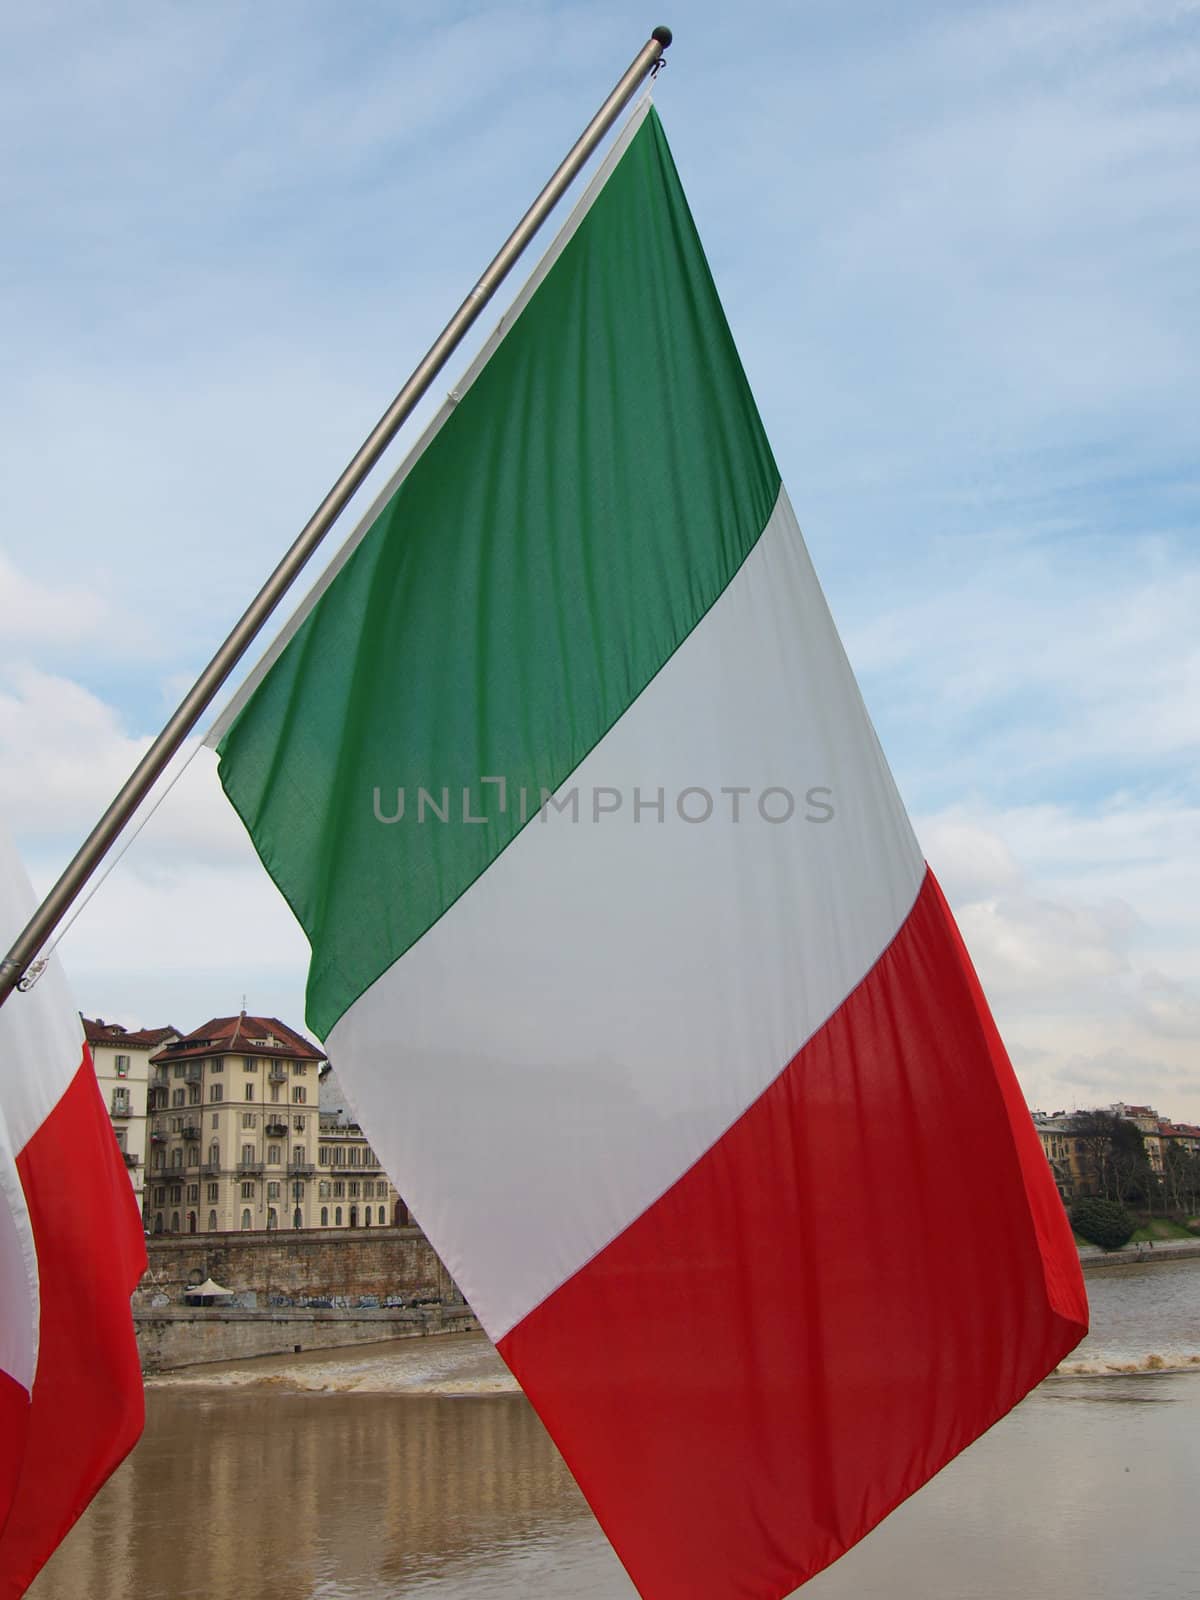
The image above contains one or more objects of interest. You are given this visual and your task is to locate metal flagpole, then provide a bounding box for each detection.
[0,25,673,1012]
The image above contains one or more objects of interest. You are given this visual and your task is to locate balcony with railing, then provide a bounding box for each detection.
[267,1066,288,1083]
[185,1063,202,1082]
[237,1159,265,1177]
[265,1118,288,1138]
[200,1161,221,1178]
[110,1102,133,1119]
[181,1123,202,1141]
[287,1162,315,1179]
[122,1151,140,1169]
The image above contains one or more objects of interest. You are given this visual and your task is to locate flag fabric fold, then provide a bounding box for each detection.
[215,101,1087,1599]
[0,828,146,1598]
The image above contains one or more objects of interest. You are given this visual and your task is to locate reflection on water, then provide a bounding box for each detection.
[29,1263,1200,1600]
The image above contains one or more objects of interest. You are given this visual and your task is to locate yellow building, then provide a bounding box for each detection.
[84,1017,178,1213]
[147,1013,326,1235]
[1030,1111,1095,1202]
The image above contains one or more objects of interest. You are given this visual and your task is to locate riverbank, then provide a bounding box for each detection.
[1079,1237,1200,1271]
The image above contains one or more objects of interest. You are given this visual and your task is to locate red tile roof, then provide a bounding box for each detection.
[81,1017,179,1048]
[150,1013,325,1065]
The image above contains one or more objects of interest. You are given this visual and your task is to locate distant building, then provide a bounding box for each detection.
[318,1064,408,1229]
[147,1013,326,1235]
[1160,1120,1200,1158]
[83,1017,178,1212]
[1108,1103,1164,1174]
[141,1012,407,1235]
[1030,1111,1094,1202]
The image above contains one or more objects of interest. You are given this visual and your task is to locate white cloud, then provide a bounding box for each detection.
[0,665,256,863]
[0,553,111,654]
[922,797,1200,1120]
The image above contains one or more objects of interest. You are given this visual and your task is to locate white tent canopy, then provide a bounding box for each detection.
[184,1277,235,1299]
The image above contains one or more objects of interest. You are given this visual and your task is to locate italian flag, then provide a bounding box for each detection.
[214,103,1087,1599]
[0,827,146,1597]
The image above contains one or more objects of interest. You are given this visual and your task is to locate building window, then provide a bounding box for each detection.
[170,1212,180,1233]
[292,1145,305,1167]
[114,1129,127,1151]
[187,1149,199,1168]
[207,1210,217,1231]
[349,1182,360,1198]
[292,1182,304,1203]
[363,1208,371,1227]
[173,1065,187,1080]
[209,1084,223,1103]
[292,1063,306,1076]
[244,1057,255,1071]
[170,1185,183,1203]
[115,1054,130,1077]
[334,1206,342,1225]
[211,1113,219,1129]
[241,1143,256,1165]
[319,1181,330,1198]
[270,1084,281,1104]
[210,1059,223,1073]
[241,1209,252,1231]
[267,1208,278,1231]
[333,1181,344,1199]
[245,1083,255,1102]
[293,1116,305,1132]
[241,1181,254,1200]
[334,1148,346,1166]
[207,1183,219,1202]
[188,1085,200,1105]
[293,1208,303,1230]
[208,1142,220,1166]
[267,1181,280,1200]
[154,1187,166,1205]
[292,1087,306,1104]
[242,1112,257,1129]
[319,1147,330,1166]
[187,1184,199,1203]
[268,1144,281,1164]
[321,1206,329,1226]
[172,1089,185,1107]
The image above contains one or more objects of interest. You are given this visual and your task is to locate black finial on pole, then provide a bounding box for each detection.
[652,26,673,48]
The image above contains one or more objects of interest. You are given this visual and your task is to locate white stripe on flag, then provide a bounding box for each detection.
[328,488,925,1339]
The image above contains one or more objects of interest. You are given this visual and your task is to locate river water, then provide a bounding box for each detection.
[29,1257,1200,1599]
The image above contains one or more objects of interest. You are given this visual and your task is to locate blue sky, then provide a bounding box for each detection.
[2,1,1198,1117]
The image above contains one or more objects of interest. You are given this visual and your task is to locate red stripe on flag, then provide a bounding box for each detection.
[0,1051,146,1597]
[499,868,1087,1600]
[0,1372,29,1537]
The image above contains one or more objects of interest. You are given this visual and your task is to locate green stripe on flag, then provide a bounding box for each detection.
[217,109,780,1037]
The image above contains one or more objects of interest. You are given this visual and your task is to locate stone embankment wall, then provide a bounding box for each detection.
[136,1225,461,1306]
[136,1304,479,1373]
[135,1226,479,1372]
